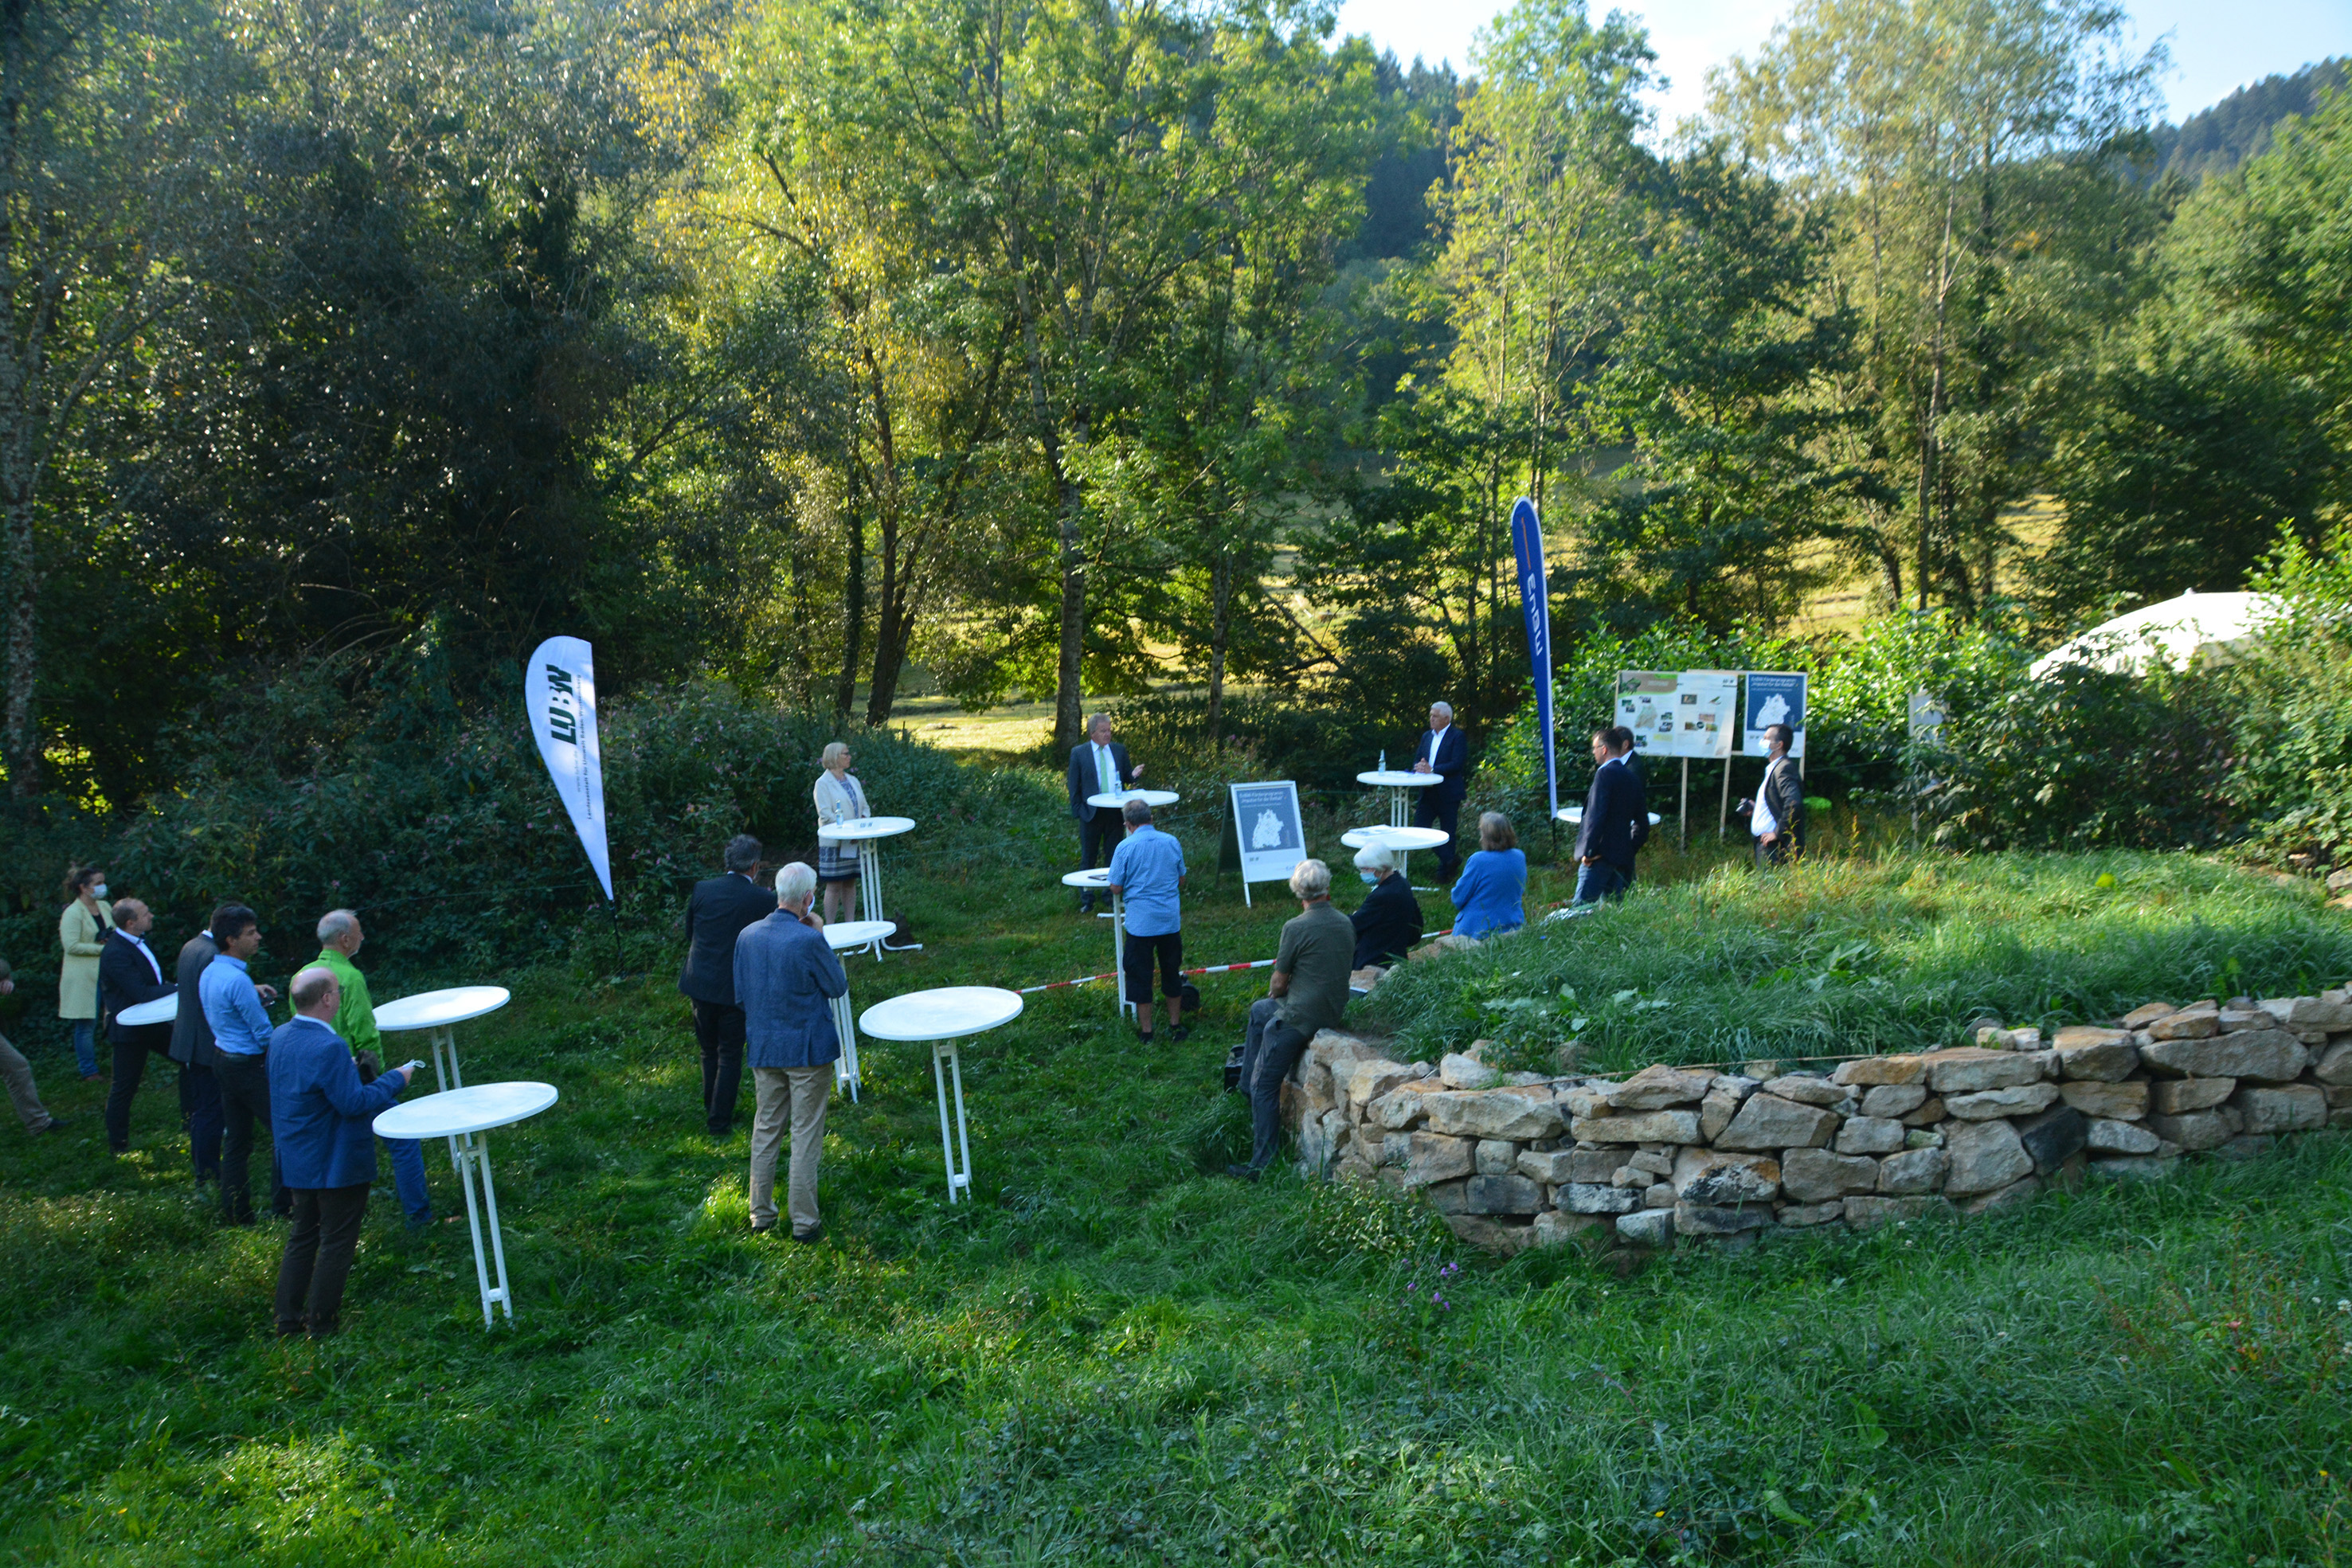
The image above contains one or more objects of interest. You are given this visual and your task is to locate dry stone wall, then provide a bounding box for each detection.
[1283,992,2352,1253]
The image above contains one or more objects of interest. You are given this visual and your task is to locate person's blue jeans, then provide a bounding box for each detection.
[1573,860,1633,905]
[69,1020,98,1077]
[383,1136,431,1224]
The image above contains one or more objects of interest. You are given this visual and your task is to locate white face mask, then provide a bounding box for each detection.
[1360,870,1380,885]
[91,883,108,900]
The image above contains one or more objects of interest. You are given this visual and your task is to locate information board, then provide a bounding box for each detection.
[1228,780,1306,907]
[1618,670,1738,759]
[1743,671,1809,758]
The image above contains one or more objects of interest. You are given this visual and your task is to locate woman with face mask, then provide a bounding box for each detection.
[1348,845,1423,972]
[57,864,115,1080]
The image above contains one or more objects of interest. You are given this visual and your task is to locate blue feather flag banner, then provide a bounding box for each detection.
[1509,497,1557,819]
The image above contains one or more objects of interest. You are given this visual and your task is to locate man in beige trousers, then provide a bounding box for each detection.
[730,862,847,1242]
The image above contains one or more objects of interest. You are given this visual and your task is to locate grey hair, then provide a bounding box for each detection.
[723,833,763,873]
[290,965,339,1011]
[1289,858,1332,901]
[1430,700,1453,720]
[316,908,359,944]
[820,741,850,768]
[1352,843,1393,874]
[1121,797,1152,827]
[1087,712,1113,732]
[775,862,819,907]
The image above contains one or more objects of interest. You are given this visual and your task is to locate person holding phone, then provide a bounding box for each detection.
[732,862,848,1242]
[268,965,417,1337]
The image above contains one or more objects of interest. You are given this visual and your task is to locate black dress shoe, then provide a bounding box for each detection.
[37,1116,69,1134]
[1170,1024,1192,1042]
[1223,1163,1260,1183]
[791,1226,824,1245]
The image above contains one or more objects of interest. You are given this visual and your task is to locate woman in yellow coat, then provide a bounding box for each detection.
[57,865,112,1080]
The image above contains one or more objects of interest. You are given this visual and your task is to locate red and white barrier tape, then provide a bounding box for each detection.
[1013,930,1454,995]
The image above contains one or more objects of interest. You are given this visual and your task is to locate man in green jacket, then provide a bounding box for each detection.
[315,910,432,1230]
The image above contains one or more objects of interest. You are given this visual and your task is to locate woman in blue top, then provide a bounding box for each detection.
[1450,812,1528,941]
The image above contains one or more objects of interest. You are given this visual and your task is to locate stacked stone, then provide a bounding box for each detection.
[1281,987,2352,1254]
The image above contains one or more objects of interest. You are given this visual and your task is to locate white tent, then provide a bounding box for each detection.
[2029,588,2282,680]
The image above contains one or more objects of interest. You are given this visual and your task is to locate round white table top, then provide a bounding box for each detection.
[374,1081,558,1140]
[116,994,178,1027]
[823,919,897,951]
[859,986,1024,1042]
[1085,789,1180,809]
[1555,807,1665,826]
[1358,770,1441,788]
[1059,868,1112,889]
[1340,825,1452,852]
[374,985,512,1034]
[817,815,916,843]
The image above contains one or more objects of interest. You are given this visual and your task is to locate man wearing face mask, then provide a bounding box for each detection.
[1348,845,1423,972]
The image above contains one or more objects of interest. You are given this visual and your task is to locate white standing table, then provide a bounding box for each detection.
[374,1081,558,1329]
[1060,868,1129,1019]
[857,987,1023,1204]
[1339,823,1452,886]
[1357,770,1440,828]
[374,986,513,1178]
[816,816,919,954]
[115,994,177,1028]
[1085,788,1180,815]
[1555,807,1665,827]
[820,920,894,1099]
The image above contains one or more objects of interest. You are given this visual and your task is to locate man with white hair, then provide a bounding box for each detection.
[314,909,432,1230]
[1348,844,1423,972]
[268,964,416,1336]
[732,862,848,1242]
[1409,700,1469,879]
[1228,859,1354,1180]
[1065,713,1144,913]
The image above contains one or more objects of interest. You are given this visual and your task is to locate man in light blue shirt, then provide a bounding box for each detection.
[1106,798,1188,1043]
[198,905,288,1224]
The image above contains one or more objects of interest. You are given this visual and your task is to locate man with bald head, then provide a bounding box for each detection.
[268,964,416,1337]
[99,897,177,1153]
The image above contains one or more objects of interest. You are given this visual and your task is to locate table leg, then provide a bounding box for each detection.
[1390,786,1408,829]
[1111,893,1129,1021]
[433,1026,466,1177]
[831,993,859,1101]
[456,1129,493,1328]
[932,1040,972,1202]
[872,843,922,953]
[475,1134,515,1322]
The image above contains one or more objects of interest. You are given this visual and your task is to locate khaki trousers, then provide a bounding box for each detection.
[0,1031,53,1132]
[748,1066,829,1235]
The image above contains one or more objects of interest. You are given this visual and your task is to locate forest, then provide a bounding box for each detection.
[0,0,2346,838]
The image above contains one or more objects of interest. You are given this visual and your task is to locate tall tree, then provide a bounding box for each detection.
[1713,0,2164,613]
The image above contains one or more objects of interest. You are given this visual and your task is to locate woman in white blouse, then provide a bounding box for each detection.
[812,741,871,925]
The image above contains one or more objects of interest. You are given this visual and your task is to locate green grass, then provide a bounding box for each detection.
[1361,843,2352,1074]
[4,811,2351,1565]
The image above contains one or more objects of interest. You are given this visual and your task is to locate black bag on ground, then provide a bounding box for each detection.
[1223,1042,1245,1093]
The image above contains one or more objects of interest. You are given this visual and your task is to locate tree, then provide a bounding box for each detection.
[1713,0,2165,614]
[1580,147,1870,630]
[0,0,237,796]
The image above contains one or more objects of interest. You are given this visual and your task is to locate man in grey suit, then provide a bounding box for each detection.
[1065,713,1144,913]
[170,913,225,1186]
[734,862,848,1242]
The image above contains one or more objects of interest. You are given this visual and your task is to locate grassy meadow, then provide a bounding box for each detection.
[4,795,2351,1566]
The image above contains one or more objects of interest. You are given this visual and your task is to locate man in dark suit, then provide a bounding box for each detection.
[1409,700,1470,878]
[679,834,775,1136]
[100,898,177,1154]
[1572,725,1650,904]
[1066,713,1143,913]
[1749,723,1806,869]
[170,912,225,1187]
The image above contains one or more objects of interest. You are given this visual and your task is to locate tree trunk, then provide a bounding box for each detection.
[1205,546,1231,744]
[0,0,33,798]
[833,475,863,723]
[1053,471,1085,749]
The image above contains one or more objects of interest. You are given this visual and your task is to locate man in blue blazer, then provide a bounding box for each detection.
[1066,714,1144,913]
[1409,700,1470,878]
[734,862,849,1241]
[1572,725,1650,904]
[268,965,415,1337]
